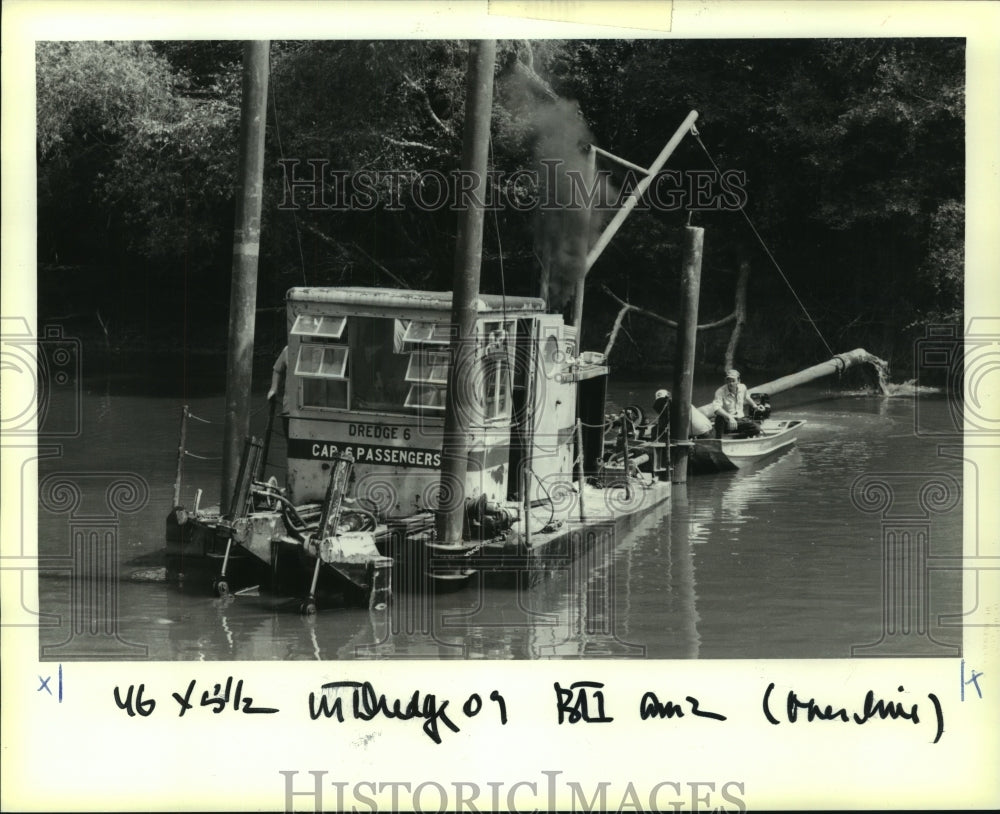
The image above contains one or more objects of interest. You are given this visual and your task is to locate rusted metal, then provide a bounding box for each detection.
[316,453,354,541]
[259,398,277,481]
[306,453,355,606]
[228,436,263,521]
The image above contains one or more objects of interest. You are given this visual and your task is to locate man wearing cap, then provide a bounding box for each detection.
[711,369,763,439]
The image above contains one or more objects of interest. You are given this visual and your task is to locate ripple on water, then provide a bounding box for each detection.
[35,388,962,660]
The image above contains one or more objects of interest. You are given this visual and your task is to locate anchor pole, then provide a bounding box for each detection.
[671,225,704,483]
[221,41,270,513]
[436,40,497,546]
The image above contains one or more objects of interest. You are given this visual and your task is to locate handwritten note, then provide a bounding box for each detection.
[309,681,507,744]
[114,678,279,718]
[111,676,947,745]
[762,683,944,743]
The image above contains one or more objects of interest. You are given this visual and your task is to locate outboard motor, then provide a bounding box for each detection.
[750,393,772,420]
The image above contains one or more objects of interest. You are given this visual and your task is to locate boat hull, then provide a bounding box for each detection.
[163,478,671,607]
[689,419,805,475]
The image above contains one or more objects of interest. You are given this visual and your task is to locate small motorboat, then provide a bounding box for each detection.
[689,418,806,475]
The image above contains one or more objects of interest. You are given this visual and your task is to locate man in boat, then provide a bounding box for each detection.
[711,369,763,439]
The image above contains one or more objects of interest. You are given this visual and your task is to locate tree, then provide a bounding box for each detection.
[35,39,964,375]
[537,38,964,372]
[38,41,241,271]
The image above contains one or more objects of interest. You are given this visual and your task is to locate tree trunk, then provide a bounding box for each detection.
[724,258,750,371]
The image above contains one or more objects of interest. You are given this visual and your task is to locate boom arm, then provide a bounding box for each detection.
[584,110,700,274]
[697,348,890,415]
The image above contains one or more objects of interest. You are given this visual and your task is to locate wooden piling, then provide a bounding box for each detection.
[173,405,189,508]
[437,40,497,547]
[670,226,704,483]
[221,41,269,513]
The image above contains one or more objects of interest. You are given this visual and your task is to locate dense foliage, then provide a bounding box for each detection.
[36,38,963,376]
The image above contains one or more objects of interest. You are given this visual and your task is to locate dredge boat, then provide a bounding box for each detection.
[166,286,672,612]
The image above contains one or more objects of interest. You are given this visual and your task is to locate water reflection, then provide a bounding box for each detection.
[718,448,802,523]
[36,387,962,660]
[654,484,700,658]
[343,501,683,659]
[140,499,703,661]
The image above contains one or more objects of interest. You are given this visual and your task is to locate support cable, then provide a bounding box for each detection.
[692,128,835,357]
[488,134,508,322]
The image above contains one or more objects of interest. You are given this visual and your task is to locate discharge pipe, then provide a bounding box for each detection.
[695,348,890,417]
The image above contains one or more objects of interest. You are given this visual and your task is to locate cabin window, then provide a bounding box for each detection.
[290,314,347,339]
[483,350,511,420]
[482,320,514,421]
[401,321,452,412]
[402,320,453,346]
[301,377,348,409]
[403,348,449,412]
[296,344,348,378]
[296,343,349,409]
[405,349,450,385]
[404,384,447,411]
[349,316,411,411]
